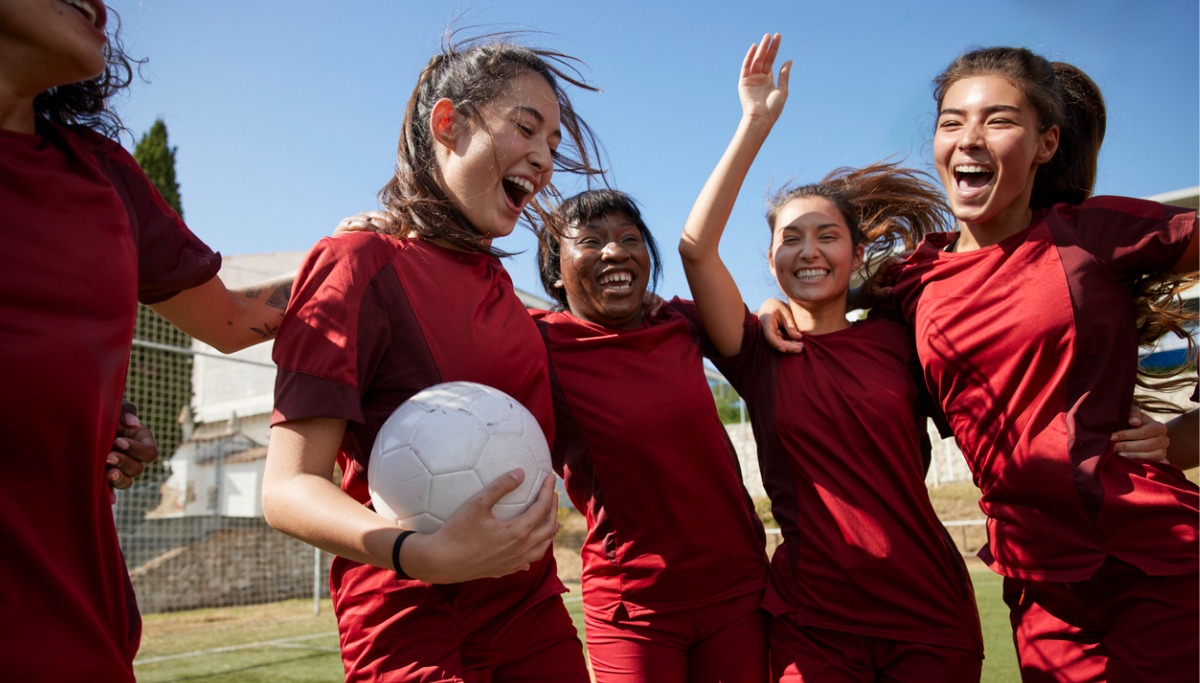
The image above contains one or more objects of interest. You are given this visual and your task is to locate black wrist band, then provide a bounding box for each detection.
[391,530,416,579]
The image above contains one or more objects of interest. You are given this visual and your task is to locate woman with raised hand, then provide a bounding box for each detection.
[261,34,603,682]
[534,188,770,682]
[881,47,1198,681]
[678,34,984,682]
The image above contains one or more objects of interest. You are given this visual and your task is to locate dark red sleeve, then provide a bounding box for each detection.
[271,234,397,427]
[85,129,221,304]
[1058,196,1195,281]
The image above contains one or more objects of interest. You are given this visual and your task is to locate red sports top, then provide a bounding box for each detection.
[271,233,563,677]
[715,314,981,649]
[890,196,1198,582]
[1,121,220,681]
[533,299,767,621]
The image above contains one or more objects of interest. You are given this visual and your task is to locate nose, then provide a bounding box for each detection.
[797,237,818,260]
[958,120,984,150]
[601,241,630,261]
[529,141,553,176]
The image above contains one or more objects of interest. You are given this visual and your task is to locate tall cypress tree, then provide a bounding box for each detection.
[121,119,194,528]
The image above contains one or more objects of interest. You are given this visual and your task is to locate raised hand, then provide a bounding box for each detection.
[739,33,791,126]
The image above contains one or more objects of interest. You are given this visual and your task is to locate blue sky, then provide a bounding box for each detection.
[109,0,1199,308]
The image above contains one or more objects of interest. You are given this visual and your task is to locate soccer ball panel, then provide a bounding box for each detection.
[368,382,555,532]
[408,408,489,474]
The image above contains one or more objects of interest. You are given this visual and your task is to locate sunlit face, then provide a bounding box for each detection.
[768,196,863,313]
[0,0,108,102]
[556,211,651,330]
[933,75,1059,234]
[433,71,561,243]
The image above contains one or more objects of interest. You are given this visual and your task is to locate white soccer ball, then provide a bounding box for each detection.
[368,381,554,533]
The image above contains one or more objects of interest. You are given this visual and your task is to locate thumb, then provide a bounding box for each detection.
[469,469,525,514]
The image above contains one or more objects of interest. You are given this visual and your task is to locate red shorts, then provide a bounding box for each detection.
[582,591,767,683]
[336,587,588,682]
[769,615,982,683]
[1003,556,1199,683]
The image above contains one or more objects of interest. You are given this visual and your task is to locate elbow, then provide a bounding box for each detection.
[209,339,243,355]
[678,236,703,266]
[260,483,289,532]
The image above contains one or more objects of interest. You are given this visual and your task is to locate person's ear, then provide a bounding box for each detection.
[852,243,865,270]
[1035,124,1060,164]
[430,98,462,151]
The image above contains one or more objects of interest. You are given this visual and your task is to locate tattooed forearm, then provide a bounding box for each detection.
[265,282,292,310]
[250,322,281,340]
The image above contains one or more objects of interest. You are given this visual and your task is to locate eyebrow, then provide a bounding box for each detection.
[778,222,842,233]
[938,104,1023,117]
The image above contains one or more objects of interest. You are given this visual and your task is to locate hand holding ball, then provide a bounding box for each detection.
[368,382,555,533]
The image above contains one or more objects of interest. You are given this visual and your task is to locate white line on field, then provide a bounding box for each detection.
[134,631,339,666]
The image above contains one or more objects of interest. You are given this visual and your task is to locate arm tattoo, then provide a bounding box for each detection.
[265,282,292,310]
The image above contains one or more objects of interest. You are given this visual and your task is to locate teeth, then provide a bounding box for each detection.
[955,164,990,174]
[63,0,98,25]
[794,268,829,280]
[598,272,633,287]
[505,176,534,194]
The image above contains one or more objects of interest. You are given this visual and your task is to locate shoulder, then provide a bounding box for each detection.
[1043,195,1194,231]
[295,233,408,294]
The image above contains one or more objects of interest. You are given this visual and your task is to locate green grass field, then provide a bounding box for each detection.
[133,569,1020,682]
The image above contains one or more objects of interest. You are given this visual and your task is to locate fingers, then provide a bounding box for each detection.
[473,469,526,511]
[744,33,783,77]
[777,59,792,96]
[1127,402,1145,427]
[106,411,160,491]
[1112,407,1169,462]
[105,454,138,490]
[760,314,805,354]
[335,210,393,235]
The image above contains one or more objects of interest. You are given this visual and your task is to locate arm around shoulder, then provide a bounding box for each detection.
[149,274,293,353]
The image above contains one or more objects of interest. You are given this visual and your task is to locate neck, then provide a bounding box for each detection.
[788,298,850,335]
[0,90,37,134]
[953,185,1037,252]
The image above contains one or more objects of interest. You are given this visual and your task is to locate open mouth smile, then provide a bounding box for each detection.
[953,163,994,192]
[502,175,535,211]
[597,271,634,290]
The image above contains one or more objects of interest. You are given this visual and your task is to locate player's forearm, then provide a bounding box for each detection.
[226,277,293,348]
[150,275,292,353]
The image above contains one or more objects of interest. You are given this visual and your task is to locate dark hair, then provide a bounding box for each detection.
[932,46,1106,210]
[538,189,663,309]
[378,31,606,257]
[33,9,142,139]
[934,46,1195,410]
[766,161,952,278]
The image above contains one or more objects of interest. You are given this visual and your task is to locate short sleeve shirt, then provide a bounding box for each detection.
[715,313,981,649]
[534,299,767,621]
[271,234,563,666]
[0,120,219,680]
[889,196,1198,581]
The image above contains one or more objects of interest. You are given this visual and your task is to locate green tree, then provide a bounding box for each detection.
[120,119,194,530]
[133,119,184,218]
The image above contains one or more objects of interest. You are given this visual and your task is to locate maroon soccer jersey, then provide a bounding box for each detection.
[533,299,767,621]
[715,314,981,650]
[271,233,566,677]
[0,121,219,680]
[890,196,1198,582]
